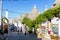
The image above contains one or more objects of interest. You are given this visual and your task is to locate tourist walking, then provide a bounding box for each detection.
[21,22,28,35]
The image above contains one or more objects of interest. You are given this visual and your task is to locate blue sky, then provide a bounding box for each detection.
[2,0,55,19]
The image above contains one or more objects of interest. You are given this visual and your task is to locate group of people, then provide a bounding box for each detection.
[17,22,28,35]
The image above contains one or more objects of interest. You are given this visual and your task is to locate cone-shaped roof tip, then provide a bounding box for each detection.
[45,5,48,10]
[34,4,36,8]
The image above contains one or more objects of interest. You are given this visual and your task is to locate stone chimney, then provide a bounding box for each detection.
[5,9,8,19]
[53,0,60,7]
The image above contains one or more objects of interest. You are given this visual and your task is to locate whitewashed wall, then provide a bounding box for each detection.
[58,19,60,37]
[51,17,59,24]
[14,21,22,31]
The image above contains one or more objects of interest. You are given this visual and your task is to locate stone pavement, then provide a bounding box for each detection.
[0,35,4,40]
[4,32,42,40]
[1,32,56,40]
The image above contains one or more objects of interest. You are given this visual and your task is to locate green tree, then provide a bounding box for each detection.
[22,17,32,31]
[22,6,60,33]
[34,6,60,31]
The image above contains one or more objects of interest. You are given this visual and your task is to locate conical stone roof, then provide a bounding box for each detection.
[30,4,39,15]
[28,4,40,20]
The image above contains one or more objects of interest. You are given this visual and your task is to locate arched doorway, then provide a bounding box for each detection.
[2,17,9,33]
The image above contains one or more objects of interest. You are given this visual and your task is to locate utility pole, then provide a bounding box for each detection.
[0,0,2,29]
